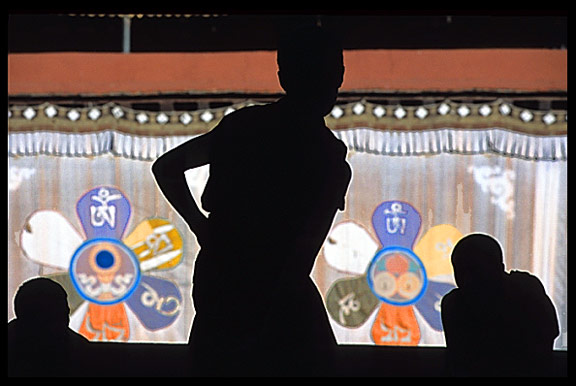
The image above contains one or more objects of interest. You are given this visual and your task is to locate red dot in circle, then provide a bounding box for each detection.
[385,253,409,275]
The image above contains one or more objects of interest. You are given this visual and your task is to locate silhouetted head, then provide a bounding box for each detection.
[14,277,70,330]
[277,25,345,117]
[451,233,505,289]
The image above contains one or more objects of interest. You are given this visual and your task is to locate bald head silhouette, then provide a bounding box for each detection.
[13,277,71,331]
[443,233,560,376]
[451,233,505,289]
[9,277,91,376]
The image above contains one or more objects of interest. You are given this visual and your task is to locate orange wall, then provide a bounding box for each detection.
[8,49,567,96]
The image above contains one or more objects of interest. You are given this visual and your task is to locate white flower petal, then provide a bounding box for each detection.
[323,221,379,274]
[21,210,84,270]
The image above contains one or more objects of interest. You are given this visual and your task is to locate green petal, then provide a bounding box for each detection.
[325,275,379,328]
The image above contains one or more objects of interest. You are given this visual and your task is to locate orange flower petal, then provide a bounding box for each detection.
[79,302,130,342]
[371,303,420,346]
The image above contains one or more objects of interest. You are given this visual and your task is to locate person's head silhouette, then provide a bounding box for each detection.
[277,25,345,117]
[451,233,505,290]
[13,277,71,332]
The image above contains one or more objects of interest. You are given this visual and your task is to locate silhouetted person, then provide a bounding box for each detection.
[441,234,559,376]
[152,25,350,375]
[8,277,90,377]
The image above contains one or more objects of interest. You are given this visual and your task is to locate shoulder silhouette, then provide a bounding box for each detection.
[8,277,89,376]
[441,233,559,376]
[152,25,350,375]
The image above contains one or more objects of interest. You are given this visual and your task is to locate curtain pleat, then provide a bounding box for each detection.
[8,128,567,161]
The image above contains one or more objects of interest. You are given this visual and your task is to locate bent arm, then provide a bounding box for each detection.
[151,132,213,241]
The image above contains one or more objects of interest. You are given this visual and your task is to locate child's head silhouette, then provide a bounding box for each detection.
[277,25,345,117]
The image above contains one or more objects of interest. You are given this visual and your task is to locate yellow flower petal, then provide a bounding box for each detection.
[413,224,463,278]
[123,218,183,271]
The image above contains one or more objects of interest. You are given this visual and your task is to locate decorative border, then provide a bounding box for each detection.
[8,99,567,137]
[7,99,567,161]
[326,100,567,136]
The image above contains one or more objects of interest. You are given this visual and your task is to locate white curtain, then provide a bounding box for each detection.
[8,125,567,349]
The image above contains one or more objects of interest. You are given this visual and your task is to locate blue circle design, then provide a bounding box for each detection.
[69,237,141,305]
[96,250,114,269]
[366,246,428,306]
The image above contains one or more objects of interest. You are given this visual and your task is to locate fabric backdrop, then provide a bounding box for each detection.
[8,100,567,349]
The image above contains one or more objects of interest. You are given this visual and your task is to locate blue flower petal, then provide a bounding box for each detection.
[76,186,131,240]
[413,280,455,331]
[125,275,183,331]
[372,201,422,249]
